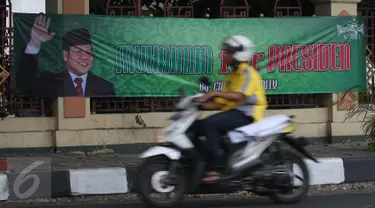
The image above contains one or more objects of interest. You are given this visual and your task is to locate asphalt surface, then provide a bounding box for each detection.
[3,191,375,208]
[0,142,370,171]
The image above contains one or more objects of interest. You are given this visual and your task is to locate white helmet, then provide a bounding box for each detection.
[221,35,254,62]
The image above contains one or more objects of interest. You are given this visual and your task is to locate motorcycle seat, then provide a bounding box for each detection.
[227,115,293,143]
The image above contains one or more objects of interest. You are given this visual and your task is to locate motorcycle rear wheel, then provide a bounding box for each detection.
[269,149,310,204]
[138,156,186,207]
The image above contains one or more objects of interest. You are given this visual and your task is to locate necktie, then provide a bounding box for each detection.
[74,77,83,96]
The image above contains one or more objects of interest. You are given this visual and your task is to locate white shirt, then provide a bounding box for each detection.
[25,42,88,96]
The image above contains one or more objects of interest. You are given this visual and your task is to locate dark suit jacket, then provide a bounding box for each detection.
[16,48,116,97]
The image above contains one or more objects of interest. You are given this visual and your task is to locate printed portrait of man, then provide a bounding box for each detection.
[16,15,116,97]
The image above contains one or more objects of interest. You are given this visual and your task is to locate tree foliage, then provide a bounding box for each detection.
[336,89,375,151]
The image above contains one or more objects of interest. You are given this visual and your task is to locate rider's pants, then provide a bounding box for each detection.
[194,109,254,171]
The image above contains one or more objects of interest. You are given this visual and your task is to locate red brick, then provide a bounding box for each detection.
[0,158,8,171]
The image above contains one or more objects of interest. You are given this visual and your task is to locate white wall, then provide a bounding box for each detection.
[7,0,45,27]
[11,0,45,13]
[4,0,45,55]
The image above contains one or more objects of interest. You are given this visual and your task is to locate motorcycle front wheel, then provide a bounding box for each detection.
[269,149,310,204]
[138,156,186,207]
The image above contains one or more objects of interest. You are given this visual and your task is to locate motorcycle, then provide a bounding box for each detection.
[137,77,318,207]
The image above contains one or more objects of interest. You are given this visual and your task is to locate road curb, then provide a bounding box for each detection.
[342,155,375,183]
[0,156,373,201]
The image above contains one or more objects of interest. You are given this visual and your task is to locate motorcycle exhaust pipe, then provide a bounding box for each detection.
[253,168,294,186]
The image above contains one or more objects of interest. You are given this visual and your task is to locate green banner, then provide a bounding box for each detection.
[13,14,366,97]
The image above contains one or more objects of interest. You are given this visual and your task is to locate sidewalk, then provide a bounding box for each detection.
[0,142,374,201]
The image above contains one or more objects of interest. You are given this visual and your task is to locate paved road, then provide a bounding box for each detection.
[1,141,370,171]
[4,191,375,208]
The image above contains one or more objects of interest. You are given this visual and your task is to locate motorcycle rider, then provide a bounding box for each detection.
[195,35,268,182]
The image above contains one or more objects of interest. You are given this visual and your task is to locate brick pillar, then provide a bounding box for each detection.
[63,0,90,14]
[46,0,89,14]
[45,0,90,120]
[312,0,360,16]
[45,0,91,150]
[311,0,363,143]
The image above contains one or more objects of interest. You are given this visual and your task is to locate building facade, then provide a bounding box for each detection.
[0,0,370,153]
